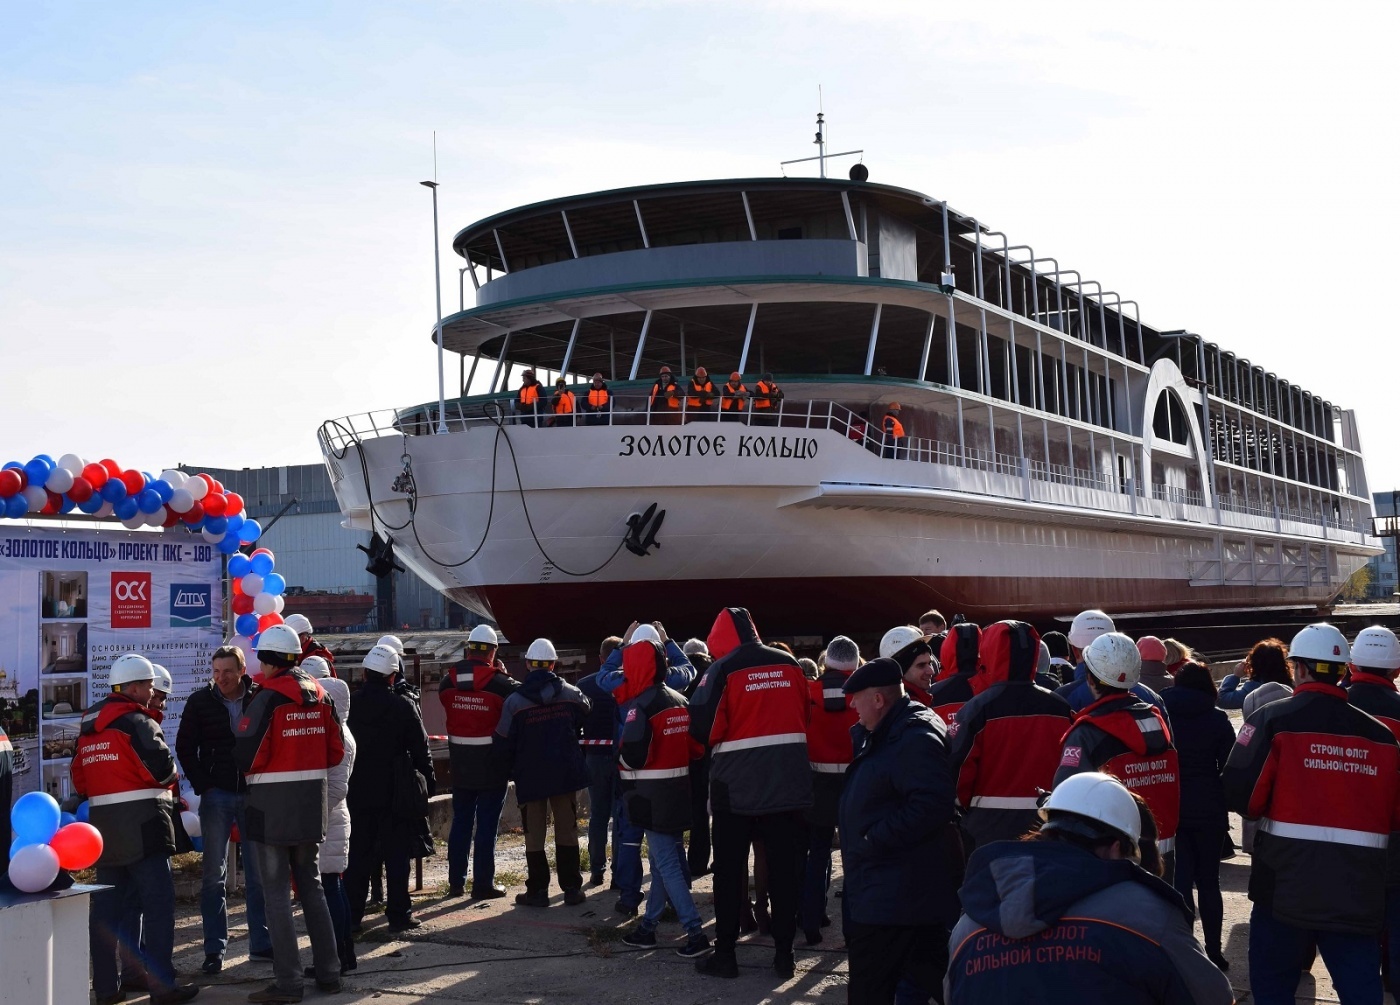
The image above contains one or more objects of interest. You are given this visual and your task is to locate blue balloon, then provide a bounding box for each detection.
[249,631,261,648]
[59,812,76,828]
[78,495,105,515]
[75,800,89,823]
[5,496,27,519]
[36,455,55,467]
[59,495,76,515]
[10,836,33,860]
[115,498,139,520]
[224,513,245,534]
[235,613,260,637]
[100,478,128,503]
[238,519,262,544]
[250,553,274,577]
[150,479,173,503]
[11,791,61,846]
[228,554,252,578]
[205,515,228,535]
[263,573,286,596]
[137,488,163,514]
[2,461,21,471]
[218,535,241,555]
[24,458,51,486]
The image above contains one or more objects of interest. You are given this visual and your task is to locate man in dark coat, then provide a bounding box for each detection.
[344,643,435,933]
[838,657,960,1005]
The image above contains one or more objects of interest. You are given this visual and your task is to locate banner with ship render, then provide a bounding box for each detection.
[0,525,223,807]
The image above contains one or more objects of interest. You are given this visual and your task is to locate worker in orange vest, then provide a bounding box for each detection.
[583,373,611,426]
[517,370,542,428]
[751,373,783,425]
[881,403,906,459]
[550,379,576,428]
[720,372,748,423]
[649,366,681,425]
[686,367,716,421]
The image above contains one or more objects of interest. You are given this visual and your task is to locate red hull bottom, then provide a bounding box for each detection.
[447,576,1330,645]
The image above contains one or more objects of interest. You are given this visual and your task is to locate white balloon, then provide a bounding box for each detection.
[44,467,74,493]
[241,573,264,595]
[201,527,223,543]
[57,453,84,475]
[187,477,209,501]
[253,591,277,616]
[147,508,168,527]
[160,469,186,488]
[168,488,194,514]
[121,514,145,530]
[273,594,285,614]
[8,843,60,893]
[22,485,47,512]
[96,501,114,518]
[183,790,201,814]
[181,810,202,839]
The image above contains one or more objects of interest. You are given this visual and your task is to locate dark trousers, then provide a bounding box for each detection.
[91,854,176,998]
[799,823,835,936]
[687,754,711,874]
[584,753,618,879]
[711,805,807,954]
[845,917,948,1005]
[1172,823,1225,954]
[322,873,351,967]
[447,785,508,890]
[1249,902,1381,1005]
[345,810,411,925]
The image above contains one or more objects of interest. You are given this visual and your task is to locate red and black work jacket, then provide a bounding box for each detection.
[1225,681,1400,933]
[949,621,1074,846]
[927,623,982,725]
[617,643,701,833]
[689,607,812,816]
[1055,692,1180,854]
[439,656,519,790]
[234,668,344,846]
[298,637,336,675]
[71,692,177,867]
[1347,671,1400,886]
[806,668,857,828]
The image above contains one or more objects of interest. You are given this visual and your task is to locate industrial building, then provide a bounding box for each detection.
[1370,491,1399,600]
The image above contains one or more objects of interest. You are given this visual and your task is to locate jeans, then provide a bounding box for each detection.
[613,792,645,909]
[322,872,351,965]
[584,753,618,879]
[1249,902,1381,1005]
[638,830,702,937]
[252,840,340,994]
[200,786,270,956]
[711,806,808,954]
[799,824,835,936]
[91,854,176,998]
[447,786,508,890]
[345,810,412,925]
[1172,824,1225,954]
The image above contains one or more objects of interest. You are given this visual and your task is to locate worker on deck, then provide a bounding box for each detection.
[720,372,748,422]
[583,373,611,426]
[285,614,334,674]
[649,365,681,424]
[549,378,576,427]
[516,369,543,427]
[686,366,716,420]
[751,372,783,425]
[881,402,907,459]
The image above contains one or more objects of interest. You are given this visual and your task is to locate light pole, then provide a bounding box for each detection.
[421,180,448,435]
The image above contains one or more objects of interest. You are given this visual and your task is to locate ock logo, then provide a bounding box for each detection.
[170,583,213,628]
[1059,746,1082,767]
[110,572,152,628]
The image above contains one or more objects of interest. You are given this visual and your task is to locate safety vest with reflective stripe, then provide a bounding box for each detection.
[753,381,780,409]
[552,390,575,415]
[721,383,747,411]
[883,413,905,438]
[650,378,680,409]
[686,379,715,409]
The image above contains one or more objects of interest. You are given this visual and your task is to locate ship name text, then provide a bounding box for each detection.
[618,433,819,460]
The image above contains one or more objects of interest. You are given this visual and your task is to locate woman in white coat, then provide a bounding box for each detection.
[303,656,358,973]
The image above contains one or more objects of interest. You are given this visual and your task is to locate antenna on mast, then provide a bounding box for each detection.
[780,91,866,181]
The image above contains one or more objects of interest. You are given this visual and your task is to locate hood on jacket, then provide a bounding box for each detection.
[463,655,502,691]
[976,621,1041,690]
[960,840,1188,939]
[937,622,981,680]
[1076,694,1171,754]
[1161,682,1216,720]
[260,667,325,707]
[707,607,759,661]
[87,692,152,733]
[520,667,566,703]
[618,640,666,705]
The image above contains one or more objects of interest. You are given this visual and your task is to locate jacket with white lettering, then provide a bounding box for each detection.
[1224,681,1400,932]
[495,669,590,803]
[234,668,344,846]
[71,692,177,867]
[1054,693,1180,854]
[617,643,702,833]
[806,669,857,828]
[688,607,812,816]
[949,622,1074,847]
[439,656,519,789]
[1345,672,1400,885]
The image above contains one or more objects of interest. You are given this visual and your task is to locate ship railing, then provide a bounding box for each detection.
[1151,483,1206,508]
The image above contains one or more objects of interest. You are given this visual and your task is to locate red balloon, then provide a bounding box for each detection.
[231,577,244,596]
[181,500,205,525]
[42,491,61,515]
[0,469,21,498]
[232,594,255,616]
[100,458,121,479]
[203,493,227,517]
[251,547,272,559]
[81,462,109,489]
[257,612,284,632]
[224,492,244,517]
[68,476,94,504]
[197,473,215,493]
[49,822,104,871]
[120,469,144,496]
[162,508,181,528]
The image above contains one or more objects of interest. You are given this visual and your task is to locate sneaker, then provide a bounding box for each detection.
[621,927,657,948]
[470,884,507,900]
[515,891,549,908]
[676,934,712,959]
[695,952,738,978]
[387,917,423,932]
[247,986,301,1004]
[249,949,276,962]
[613,898,639,917]
[151,988,200,1005]
[773,948,795,978]
[563,888,587,906]
[202,955,223,974]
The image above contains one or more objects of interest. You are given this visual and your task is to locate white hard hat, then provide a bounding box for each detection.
[377,634,405,654]
[1290,623,1350,665]
[301,655,333,679]
[152,664,173,694]
[1083,632,1142,688]
[110,653,156,687]
[284,613,313,635]
[1041,771,1142,846]
[467,624,499,646]
[525,638,559,662]
[256,624,303,656]
[879,626,924,660]
[1352,627,1400,672]
[629,624,662,646]
[1068,610,1115,650]
[682,638,709,657]
[363,644,400,675]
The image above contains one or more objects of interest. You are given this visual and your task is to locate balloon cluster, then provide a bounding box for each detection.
[0,454,262,551]
[228,549,286,653]
[8,792,103,893]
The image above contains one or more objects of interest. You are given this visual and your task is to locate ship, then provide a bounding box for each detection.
[320,152,1380,641]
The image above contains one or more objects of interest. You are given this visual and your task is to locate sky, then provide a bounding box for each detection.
[3,2,1399,489]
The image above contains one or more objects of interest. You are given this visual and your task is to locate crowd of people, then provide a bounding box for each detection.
[68,603,1400,1004]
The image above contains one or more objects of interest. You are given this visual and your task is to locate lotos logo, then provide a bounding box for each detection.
[170,583,213,628]
[110,572,152,628]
